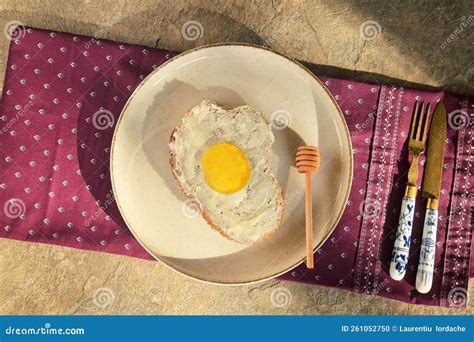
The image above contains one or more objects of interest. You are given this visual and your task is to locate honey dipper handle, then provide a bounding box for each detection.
[305,172,314,269]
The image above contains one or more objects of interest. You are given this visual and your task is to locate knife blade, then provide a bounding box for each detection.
[416,101,447,293]
[422,101,447,200]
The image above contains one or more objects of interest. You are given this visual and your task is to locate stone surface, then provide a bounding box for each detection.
[0,0,472,315]
[1,239,472,314]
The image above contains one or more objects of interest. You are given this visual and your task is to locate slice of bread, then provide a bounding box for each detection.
[169,101,284,244]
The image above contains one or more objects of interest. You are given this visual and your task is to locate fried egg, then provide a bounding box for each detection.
[169,101,284,244]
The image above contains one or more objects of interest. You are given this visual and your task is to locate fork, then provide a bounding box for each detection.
[389,101,431,281]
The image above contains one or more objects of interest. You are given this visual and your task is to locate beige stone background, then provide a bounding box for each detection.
[0,0,472,315]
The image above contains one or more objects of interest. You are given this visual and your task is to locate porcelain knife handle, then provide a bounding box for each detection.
[415,206,438,293]
[390,194,416,281]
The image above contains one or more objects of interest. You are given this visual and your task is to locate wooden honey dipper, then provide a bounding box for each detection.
[295,145,320,269]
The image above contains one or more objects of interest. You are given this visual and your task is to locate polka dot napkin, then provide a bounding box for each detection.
[0,27,472,308]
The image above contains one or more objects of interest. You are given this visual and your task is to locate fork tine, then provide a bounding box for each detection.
[410,101,420,140]
[415,101,426,141]
[421,103,431,143]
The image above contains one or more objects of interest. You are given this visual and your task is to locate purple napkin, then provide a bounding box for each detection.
[0,27,472,308]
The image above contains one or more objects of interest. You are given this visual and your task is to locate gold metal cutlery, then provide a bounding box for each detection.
[390,101,431,281]
[389,100,447,293]
[415,101,447,293]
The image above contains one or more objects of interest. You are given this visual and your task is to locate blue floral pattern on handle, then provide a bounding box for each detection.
[416,208,438,293]
[389,196,416,280]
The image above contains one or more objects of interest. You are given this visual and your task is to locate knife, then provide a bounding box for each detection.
[415,101,446,293]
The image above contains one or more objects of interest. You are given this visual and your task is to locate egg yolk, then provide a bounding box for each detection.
[201,142,250,194]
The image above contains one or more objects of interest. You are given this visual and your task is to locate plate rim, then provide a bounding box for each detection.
[110,42,354,285]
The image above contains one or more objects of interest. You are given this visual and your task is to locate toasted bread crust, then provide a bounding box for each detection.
[168,106,284,244]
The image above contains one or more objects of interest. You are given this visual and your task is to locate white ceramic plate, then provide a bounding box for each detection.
[111,44,352,284]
